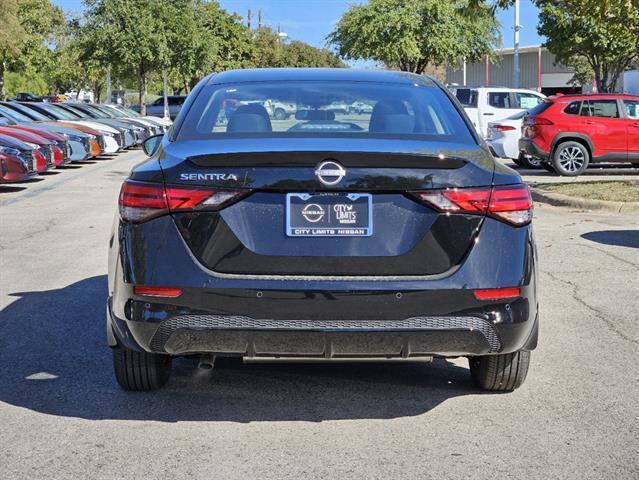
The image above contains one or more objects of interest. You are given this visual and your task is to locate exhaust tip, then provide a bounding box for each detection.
[197,354,216,370]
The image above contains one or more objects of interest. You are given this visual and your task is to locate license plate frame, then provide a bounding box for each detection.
[286,193,373,237]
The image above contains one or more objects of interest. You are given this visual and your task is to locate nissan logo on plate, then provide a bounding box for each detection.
[314,160,346,186]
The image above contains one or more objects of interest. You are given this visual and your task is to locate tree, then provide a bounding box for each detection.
[282,41,345,68]
[0,0,25,99]
[81,0,172,114]
[0,0,63,100]
[328,0,499,73]
[180,0,254,92]
[536,0,639,92]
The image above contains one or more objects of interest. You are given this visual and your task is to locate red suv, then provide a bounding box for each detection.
[519,94,639,176]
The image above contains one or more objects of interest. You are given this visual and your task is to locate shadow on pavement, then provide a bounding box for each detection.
[581,230,639,249]
[0,276,480,423]
[56,165,83,169]
[0,185,28,193]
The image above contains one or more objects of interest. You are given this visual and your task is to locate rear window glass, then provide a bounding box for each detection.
[564,101,581,115]
[527,101,552,116]
[454,88,477,107]
[177,81,475,143]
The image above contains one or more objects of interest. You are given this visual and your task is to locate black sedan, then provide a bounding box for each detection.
[108,68,538,391]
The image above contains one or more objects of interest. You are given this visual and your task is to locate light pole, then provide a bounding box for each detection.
[513,0,520,89]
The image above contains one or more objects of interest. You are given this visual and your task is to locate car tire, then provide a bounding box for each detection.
[469,350,530,391]
[552,141,589,176]
[518,154,541,169]
[273,108,287,120]
[112,345,172,391]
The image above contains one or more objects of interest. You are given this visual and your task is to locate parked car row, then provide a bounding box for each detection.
[0,102,171,185]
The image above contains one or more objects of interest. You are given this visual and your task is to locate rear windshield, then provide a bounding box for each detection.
[527,101,552,116]
[177,81,475,144]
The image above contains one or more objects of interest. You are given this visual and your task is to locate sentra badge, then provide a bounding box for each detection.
[180,173,238,181]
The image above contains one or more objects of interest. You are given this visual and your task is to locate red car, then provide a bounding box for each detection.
[0,126,53,172]
[519,93,639,176]
[0,152,37,183]
[2,124,71,167]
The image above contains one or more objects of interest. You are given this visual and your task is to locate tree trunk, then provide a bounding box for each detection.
[0,61,6,101]
[138,62,147,116]
[93,80,103,103]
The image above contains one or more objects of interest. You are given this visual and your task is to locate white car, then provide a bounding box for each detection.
[487,111,540,169]
[454,87,546,138]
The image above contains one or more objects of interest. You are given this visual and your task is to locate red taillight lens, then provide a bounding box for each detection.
[488,185,533,226]
[474,287,520,301]
[491,125,516,131]
[532,117,553,126]
[133,286,182,298]
[118,180,244,223]
[412,184,532,226]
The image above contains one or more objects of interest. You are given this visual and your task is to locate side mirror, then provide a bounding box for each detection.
[142,134,163,156]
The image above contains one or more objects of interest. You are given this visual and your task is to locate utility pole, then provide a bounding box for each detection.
[247,9,251,29]
[463,58,467,86]
[162,70,169,121]
[106,67,112,104]
[513,0,520,89]
[258,9,262,29]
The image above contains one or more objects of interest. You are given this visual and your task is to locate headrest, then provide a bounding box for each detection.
[369,114,415,134]
[227,104,272,133]
[369,100,411,132]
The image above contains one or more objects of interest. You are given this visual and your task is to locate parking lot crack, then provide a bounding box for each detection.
[542,270,638,345]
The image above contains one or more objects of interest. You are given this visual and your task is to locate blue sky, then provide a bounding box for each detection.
[53,0,544,50]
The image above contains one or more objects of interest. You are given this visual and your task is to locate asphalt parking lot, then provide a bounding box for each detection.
[1,149,638,479]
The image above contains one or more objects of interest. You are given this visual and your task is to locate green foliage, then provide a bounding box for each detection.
[2,0,346,105]
[328,0,500,73]
[0,0,63,99]
[0,0,26,59]
[536,0,639,92]
[5,69,48,97]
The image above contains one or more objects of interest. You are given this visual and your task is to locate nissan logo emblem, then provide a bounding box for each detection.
[314,160,346,186]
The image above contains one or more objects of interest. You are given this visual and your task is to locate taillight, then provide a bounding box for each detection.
[412,185,533,226]
[491,125,516,131]
[531,116,553,126]
[119,180,244,223]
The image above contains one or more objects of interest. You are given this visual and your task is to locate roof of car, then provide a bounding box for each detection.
[550,93,639,102]
[208,68,436,86]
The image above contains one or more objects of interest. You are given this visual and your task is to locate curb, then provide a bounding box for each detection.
[531,189,639,214]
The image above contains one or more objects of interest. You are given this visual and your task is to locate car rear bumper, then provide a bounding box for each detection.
[519,137,549,161]
[108,215,539,357]
[107,295,538,358]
